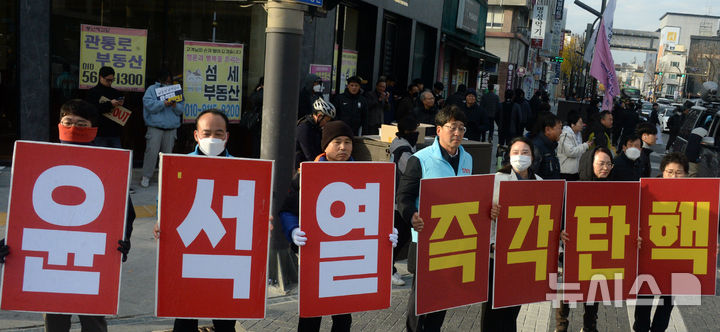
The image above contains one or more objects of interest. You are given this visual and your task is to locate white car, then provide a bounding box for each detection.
[659,107,675,132]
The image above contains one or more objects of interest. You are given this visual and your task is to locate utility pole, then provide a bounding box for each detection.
[262,0,307,289]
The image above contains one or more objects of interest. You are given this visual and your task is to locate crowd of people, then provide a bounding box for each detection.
[0,65,703,332]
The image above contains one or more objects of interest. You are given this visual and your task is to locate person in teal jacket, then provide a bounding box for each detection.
[140,70,184,188]
[396,105,474,332]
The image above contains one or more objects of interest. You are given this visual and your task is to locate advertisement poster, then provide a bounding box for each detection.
[638,178,719,296]
[79,24,147,91]
[416,175,494,315]
[156,154,273,319]
[298,162,395,317]
[564,182,640,303]
[493,180,564,308]
[1,141,131,315]
[310,64,332,100]
[339,49,358,92]
[183,41,244,123]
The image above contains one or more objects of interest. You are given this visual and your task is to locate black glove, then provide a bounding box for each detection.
[117,240,131,262]
[0,239,9,264]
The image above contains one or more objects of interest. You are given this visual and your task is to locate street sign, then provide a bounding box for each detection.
[294,0,323,6]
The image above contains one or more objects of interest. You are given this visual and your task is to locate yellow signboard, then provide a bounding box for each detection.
[79,24,147,92]
[182,41,244,123]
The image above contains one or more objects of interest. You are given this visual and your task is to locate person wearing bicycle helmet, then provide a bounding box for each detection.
[295,98,336,169]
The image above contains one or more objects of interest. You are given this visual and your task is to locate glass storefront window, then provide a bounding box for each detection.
[51,0,266,158]
[0,0,18,161]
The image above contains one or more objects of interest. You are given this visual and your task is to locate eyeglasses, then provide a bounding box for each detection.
[60,120,91,127]
[663,169,686,176]
[443,124,467,133]
[594,161,613,169]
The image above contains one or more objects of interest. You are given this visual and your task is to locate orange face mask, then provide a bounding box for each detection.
[58,123,98,143]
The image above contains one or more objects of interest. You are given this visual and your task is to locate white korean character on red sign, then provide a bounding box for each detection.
[1,141,131,315]
[155,154,272,319]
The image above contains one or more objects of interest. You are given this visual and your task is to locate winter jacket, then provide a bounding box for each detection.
[611,152,641,181]
[557,126,589,175]
[389,136,416,192]
[480,91,500,120]
[532,133,561,179]
[298,74,322,120]
[364,90,389,135]
[332,90,367,136]
[142,82,183,129]
[85,83,124,137]
[413,104,438,125]
[461,102,488,141]
[294,115,323,169]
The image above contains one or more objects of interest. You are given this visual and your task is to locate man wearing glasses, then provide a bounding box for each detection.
[85,66,124,148]
[397,105,473,332]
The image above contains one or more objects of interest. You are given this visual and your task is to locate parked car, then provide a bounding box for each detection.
[659,107,675,132]
[670,104,720,177]
[640,102,653,117]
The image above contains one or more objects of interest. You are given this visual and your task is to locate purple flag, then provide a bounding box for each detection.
[590,20,618,111]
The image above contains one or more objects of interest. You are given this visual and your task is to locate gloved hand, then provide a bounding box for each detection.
[389,227,398,248]
[291,228,307,246]
[0,239,9,264]
[117,240,131,262]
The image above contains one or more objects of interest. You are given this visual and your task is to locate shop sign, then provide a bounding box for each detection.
[555,0,565,20]
[531,5,548,48]
[506,64,515,89]
[293,0,322,7]
[79,25,147,92]
[182,41,244,124]
[456,0,481,35]
[517,67,527,77]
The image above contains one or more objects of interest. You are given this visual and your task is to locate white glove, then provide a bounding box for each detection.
[389,227,398,248]
[292,228,307,246]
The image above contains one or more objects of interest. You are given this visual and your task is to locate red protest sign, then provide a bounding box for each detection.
[638,178,719,296]
[564,182,640,303]
[298,162,395,317]
[416,174,494,315]
[156,154,273,319]
[493,180,564,308]
[1,141,131,315]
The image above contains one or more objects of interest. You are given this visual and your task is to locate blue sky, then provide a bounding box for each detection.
[564,0,720,65]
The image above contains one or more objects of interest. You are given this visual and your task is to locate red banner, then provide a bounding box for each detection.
[1,141,131,315]
[416,175,494,315]
[156,154,273,319]
[638,178,719,296]
[564,182,639,303]
[299,162,395,317]
[493,180,565,308]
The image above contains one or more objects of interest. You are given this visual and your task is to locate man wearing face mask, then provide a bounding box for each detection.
[1,99,136,332]
[298,74,324,120]
[141,70,184,188]
[154,108,237,332]
[610,134,643,181]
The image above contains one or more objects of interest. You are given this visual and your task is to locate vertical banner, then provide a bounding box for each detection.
[79,24,147,91]
[416,175,494,315]
[531,5,548,48]
[339,49,358,92]
[638,178,719,296]
[564,182,639,303]
[1,141,131,315]
[493,180,565,308]
[298,162,395,317]
[183,41,244,123]
[156,154,272,319]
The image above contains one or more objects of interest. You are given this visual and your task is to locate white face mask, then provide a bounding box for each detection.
[198,137,227,156]
[625,147,641,161]
[313,84,324,93]
[510,155,532,172]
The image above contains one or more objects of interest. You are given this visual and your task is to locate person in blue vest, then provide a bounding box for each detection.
[152,109,236,331]
[396,105,475,332]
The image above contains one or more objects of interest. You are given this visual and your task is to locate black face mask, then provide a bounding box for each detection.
[404,132,419,146]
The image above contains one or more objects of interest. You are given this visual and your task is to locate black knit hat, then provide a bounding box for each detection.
[322,121,354,150]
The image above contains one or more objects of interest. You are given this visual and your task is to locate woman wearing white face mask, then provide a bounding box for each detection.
[483,136,542,331]
[610,134,642,181]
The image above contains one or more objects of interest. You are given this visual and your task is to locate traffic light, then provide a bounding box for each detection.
[550,57,564,63]
[681,74,686,78]
[656,71,663,76]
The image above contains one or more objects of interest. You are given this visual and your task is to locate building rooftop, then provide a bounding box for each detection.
[659,12,720,21]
